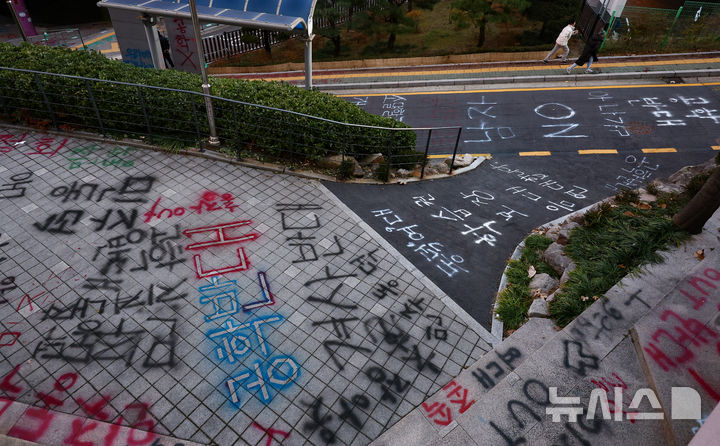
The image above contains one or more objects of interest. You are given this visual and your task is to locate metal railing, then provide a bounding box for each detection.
[0,67,461,180]
[7,28,86,49]
[578,1,720,54]
[201,0,382,64]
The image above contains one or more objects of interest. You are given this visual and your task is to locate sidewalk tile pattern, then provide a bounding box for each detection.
[0,127,491,445]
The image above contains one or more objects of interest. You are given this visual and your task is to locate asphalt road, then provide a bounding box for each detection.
[327,82,720,329]
[340,82,720,155]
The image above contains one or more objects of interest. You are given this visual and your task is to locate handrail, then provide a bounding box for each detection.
[0,66,460,133]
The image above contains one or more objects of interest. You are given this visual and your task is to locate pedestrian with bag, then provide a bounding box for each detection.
[566,28,605,74]
[542,19,578,64]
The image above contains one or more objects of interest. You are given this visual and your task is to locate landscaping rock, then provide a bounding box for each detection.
[529,273,558,295]
[352,159,364,177]
[360,153,385,165]
[435,163,450,174]
[559,261,576,285]
[545,226,561,242]
[528,298,549,318]
[556,222,580,245]
[546,290,558,303]
[638,188,657,203]
[444,154,474,168]
[396,168,413,178]
[543,242,573,274]
[667,158,716,185]
[413,167,437,178]
[318,154,347,169]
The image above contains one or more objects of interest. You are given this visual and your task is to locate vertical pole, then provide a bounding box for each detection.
[233,103,241,159]
[420,129,432,179]
[448,127,462,175]
[661,7,683,50]
[136,86,153,143]
[33,73,57,128]
[141,16,165,69]
[191,98,201,142]
[86,80,105,136]
[304,33,314,89]
[77,28,87,50]
[599,10,616,51]
[189,0,219,148]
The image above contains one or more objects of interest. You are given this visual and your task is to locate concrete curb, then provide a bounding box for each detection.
[211,50,720,76]
[313,68,720,91]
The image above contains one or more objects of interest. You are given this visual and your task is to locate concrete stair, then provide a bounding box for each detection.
[373,214,720,446]
[0,397,202,446]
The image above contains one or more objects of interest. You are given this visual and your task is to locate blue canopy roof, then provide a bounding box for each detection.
[97,0,317,33]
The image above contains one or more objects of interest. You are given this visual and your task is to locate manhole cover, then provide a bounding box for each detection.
[626,121,653,136]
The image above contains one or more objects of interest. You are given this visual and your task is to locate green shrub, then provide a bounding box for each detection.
[374,161,390,182]
[336,159,355,180]
[495,234,555,331]
[684,172,711,199]
[0,42,416,159]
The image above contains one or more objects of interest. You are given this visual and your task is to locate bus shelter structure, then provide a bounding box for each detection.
[97,0,317,87]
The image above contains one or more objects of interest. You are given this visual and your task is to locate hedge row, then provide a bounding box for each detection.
[0,43,416,159]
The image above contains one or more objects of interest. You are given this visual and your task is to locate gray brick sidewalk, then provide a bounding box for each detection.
[0,127,493,445]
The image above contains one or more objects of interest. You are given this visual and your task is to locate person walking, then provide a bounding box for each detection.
[566,28,605,74]
[542,19,578,64]
[157,31,174,69]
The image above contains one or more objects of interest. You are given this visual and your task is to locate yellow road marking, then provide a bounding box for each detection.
[99,42,119,54]
[642,148,677,153]
[427,153,491,159]
[713,146,720,150]
[71,31,116,50]
[246,57,720,83]
[519,151,551,157]
[578,149,618,155]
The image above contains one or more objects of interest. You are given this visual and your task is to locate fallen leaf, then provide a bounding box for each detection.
[623,211,636,217]
[532,289,542,298]
[581,296,590,302]
[660,203,667,209]
[695,249,705,261]
[637,203,652,210]
[528,265,537,278]
[619,264,626,269]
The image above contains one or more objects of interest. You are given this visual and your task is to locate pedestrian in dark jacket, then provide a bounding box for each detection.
[157,31,174,69]
[566,29,605,74]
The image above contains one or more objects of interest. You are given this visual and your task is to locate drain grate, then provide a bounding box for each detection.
[662,76,685,84]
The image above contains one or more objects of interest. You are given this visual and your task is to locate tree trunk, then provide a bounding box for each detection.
[388,31,396,50]
[332,35,341,57]
[407,0,413,12]
[477,18,487,48]
[673,167,720,234]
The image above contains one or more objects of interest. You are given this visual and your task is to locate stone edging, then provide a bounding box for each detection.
[317,69,720,91]
[493,156,719,338]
